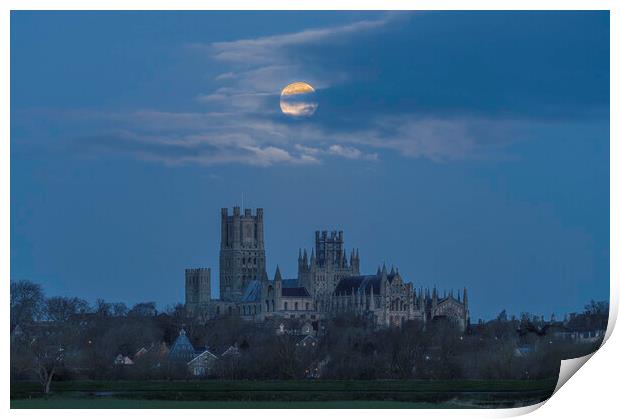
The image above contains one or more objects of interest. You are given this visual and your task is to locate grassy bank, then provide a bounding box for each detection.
[11,379,557,409]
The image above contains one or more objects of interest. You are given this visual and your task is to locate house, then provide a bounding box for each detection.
[187,349,218,376]
[296,334,318,348]
[113,354,134,365]
[221,344,240,358]
[275,319,317,336]
[134,347,149,359]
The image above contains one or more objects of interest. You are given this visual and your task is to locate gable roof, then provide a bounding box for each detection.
[334,272,401,295]
[187,348,218,365]
[282,287,310,297]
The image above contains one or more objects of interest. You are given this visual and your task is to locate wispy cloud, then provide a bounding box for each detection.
[33,106,523,167]
[15,13,542,168]
[190,16,393,111]
[208,18,390,66]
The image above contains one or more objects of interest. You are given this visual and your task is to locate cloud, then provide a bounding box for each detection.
[293,143,378,161]
[16,13,580,169]
[190,16,394,112]
[328,145,379,161]
[208,18,391,66]
[18,105,527,168]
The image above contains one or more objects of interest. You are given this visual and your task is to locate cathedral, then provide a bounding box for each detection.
[185,207,469,330]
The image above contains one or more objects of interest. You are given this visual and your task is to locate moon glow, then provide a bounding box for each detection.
[280,82,318,117]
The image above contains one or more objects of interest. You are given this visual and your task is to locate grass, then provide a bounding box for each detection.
[11,398,454,409]
[11,378,557,409]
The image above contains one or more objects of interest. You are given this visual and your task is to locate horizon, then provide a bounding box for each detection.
[11,11,610,322]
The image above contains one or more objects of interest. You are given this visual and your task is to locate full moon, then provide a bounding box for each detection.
[280,82,318,117]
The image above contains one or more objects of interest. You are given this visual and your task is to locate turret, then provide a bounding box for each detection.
[274,265,282,310]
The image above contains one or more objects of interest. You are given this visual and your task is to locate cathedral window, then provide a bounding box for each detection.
[294,302,299,311]
[284,302,288,310]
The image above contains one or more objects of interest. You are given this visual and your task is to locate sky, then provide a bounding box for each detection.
[10,11,609,321]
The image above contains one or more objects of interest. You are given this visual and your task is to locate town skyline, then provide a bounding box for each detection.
[11,11,609,322]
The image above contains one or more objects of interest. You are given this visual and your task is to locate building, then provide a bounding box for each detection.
[168,329,196,363]
[219,207,267,301]
[187,349,218,376]
[185,268,211,315]
[185,207,470,330]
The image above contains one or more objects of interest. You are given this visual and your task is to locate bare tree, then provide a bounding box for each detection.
[45,297,90,322]
[10,280,45,326]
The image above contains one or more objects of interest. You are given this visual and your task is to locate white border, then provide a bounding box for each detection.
[3,2,616,419]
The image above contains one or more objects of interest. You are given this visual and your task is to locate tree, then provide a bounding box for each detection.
[10,280,45,326]
[129,302,157,317]
[95,299,112,317]
[111,302,128,317]
[45,297,90,322]
[12,318,81,393]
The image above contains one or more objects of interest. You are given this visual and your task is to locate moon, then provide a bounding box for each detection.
[280,82,318,118]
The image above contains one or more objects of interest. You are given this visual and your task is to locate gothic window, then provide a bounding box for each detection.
[284,302,288,310]
[295,302,299,311]
[306,302,309,310]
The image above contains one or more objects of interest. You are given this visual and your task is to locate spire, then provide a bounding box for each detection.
[274,265,282,282]
[463,287,468,305]
[350,250,354,266]
[342,249,348,267]
[382,262,387,275]
[376,266,381,276]
[303,249,308,265]
[310,248,316,265]
[389,265,395,276]
[298,248,302,261]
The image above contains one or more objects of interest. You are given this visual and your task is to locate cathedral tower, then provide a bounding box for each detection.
[299,230,360,309]
[219,207,267,302]
[185,268,211,315]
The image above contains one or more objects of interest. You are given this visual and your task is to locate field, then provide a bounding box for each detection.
[11,379,557,409]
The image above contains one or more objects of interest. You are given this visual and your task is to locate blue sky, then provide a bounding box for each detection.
[11,11,609,320]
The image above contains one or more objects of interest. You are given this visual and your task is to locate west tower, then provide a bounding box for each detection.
[185,268,211,315]
[219,207,267,302]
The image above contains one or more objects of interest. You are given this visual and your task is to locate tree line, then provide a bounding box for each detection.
[10,280,608,394]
